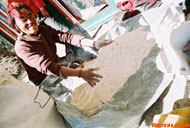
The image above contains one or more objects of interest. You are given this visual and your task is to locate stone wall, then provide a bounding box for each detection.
[0,36,25,79]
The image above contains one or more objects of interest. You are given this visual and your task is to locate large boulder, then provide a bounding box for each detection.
[0,67,69,128]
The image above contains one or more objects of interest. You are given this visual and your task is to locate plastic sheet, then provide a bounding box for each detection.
[139,3,190,74]
[55,46,174,128]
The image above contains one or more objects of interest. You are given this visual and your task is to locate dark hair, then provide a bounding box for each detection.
[7,3,32,26]
[181,0,190,9]
[185,0,190,9]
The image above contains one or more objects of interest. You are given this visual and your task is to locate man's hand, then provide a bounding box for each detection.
[80,68,103,87]
[59,66,102,87]
[40,7,50,17]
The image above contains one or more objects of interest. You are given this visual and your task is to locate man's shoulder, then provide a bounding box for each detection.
[15,38,24,53]
[15,36,25,47]
[15,36,31,53]
[15,35,28,46]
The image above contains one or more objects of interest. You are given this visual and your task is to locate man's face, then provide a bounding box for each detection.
[14,8,38,36]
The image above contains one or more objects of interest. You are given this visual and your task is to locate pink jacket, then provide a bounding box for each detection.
[15,25,82,85]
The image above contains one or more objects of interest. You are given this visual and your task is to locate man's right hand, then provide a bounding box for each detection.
[80,68,103,87]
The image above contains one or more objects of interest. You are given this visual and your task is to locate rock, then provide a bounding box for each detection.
[0,37,24,78]
[0,67,69,128]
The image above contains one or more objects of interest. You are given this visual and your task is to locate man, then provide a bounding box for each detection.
[7,0,110,66]
[7,2,104,99]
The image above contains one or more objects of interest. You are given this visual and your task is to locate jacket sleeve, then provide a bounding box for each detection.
[15,40,60,76]
[32,0,46,9]
[49,26,83,47]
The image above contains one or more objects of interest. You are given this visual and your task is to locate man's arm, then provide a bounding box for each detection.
[15,40,60,76]
[48,26,112,49]
[15,40,102,86]
[60,66,103,87]
[49,26,84,47]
